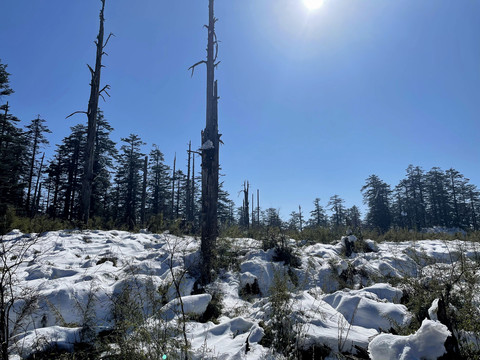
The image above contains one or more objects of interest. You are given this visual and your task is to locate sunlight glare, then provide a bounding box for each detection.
[303,0,323,10]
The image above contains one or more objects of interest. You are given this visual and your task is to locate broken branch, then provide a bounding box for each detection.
[66,111,88,119]
[188,60,207,77]
[103,33,115,49]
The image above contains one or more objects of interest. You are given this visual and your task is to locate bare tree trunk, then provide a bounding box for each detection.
[171,153,176,220]
[25,115,40,213]
[299,205,303,232]
[200,0,220,284]
[251,193,254,226]
[80,0,112,223]
[140,155,148,225]
[186,141,192,223]
[192,153,196,228]
[257,189,260,227]
[243,181,249,229]
[31,153,45,217]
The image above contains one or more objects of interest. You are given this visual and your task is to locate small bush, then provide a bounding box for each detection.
[272,236,301,269]
[215,237,240,272]
[96,257,118,267]
[198,290,223,324]
[239,279,261,301]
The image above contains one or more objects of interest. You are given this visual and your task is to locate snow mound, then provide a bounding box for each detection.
[162,294,212,321]
[323,289,410,331]
[368,319,451,360]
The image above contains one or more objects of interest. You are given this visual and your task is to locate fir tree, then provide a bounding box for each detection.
[361,174,392,232]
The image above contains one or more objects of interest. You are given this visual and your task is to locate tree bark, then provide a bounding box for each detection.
[171,153,176,220]
[200,0,219,284]
[140,155,148,225]
[186,141,192,223]
[80,0,109,223]
[25,116,40,213]
[31,152,45,217]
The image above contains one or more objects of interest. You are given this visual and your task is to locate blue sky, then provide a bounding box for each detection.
[1,0,479,219]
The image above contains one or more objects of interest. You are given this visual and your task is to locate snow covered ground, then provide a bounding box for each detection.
[2,229,479,359]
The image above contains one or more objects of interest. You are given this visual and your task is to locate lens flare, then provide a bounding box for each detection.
[303,0,323,10]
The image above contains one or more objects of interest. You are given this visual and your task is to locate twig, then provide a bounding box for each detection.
[188,60,207,77]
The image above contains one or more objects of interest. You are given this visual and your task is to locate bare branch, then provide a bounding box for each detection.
[100,85,111,94]
[188,60,207,77]
[87,64,95,77]
[214,61,221,68]
[66,111,88,119]
[103,33,115,49]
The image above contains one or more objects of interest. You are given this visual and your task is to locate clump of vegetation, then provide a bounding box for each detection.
[267,233,302,269]
[396,243,480,358]
[215,237,241,272]
[198,290,223,324]
[260,269,298,358]
[96,257,117,266]
[239,279,261,301]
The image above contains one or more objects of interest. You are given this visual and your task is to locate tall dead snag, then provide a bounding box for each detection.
[70,0,113,223]
[140,155,148,225]
[190,0,220,284]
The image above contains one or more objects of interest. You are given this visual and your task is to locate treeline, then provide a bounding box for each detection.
[361,166,480,232]
[279,166,480,234]
[1,60,479,235]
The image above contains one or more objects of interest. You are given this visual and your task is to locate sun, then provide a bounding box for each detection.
[303,0,324,10]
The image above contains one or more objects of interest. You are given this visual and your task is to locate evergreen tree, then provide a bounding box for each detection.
[346,205,362,230]
[264,208,282,228]
[58,124,86,220]
[147,145,171,221]
[116,134,145,230]
[361,174,392,232]
[0,61,13,98]
[446,168,465,228]
[90,111,117,220]
[24,116,51,215]
[424,167,450,227]
[218,182,235,228]
[309,198,327,227]
[404,165,427,229]
[466,183,480,231]
[0,104,26,210]
[328,195,346,228]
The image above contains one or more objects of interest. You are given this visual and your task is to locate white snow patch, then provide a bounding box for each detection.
[368,319,451,360]
[162,294,212,321]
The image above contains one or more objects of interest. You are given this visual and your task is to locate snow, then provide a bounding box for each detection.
[162,294,212,321]
[323,289,410,330]
[2,229,475,359]
[368,319,451,360]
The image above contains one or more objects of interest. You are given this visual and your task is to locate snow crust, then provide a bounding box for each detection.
[3,229,476,359]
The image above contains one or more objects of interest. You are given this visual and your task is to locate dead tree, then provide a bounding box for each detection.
[190,0,220,284]
[140,155,148,225]
[68,0,113,223]
[241,181,249,229]
[186,142,192,223]
[257,189,260,227]
[31,153,45,217]
[171,153,176,220]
